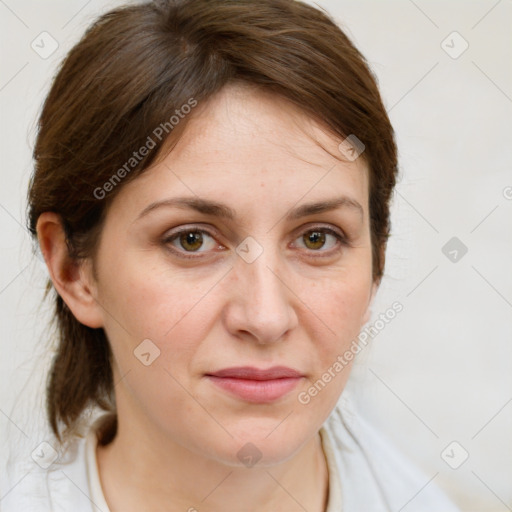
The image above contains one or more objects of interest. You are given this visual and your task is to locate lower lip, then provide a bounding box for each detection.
[206,376,302,403]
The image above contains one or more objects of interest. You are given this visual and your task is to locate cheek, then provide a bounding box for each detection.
[97,265,210,414]
[299,281,370,413]
[308,268,372,343]
[99,252,205,340]
[300,274,372,411]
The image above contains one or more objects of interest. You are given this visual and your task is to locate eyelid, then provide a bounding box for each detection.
[292,223,348,242]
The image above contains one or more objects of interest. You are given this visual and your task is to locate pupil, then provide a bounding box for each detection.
[182,231,202,251]
[306,231,325,249]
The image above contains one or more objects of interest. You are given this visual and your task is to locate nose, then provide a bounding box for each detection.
[222,247,299,345]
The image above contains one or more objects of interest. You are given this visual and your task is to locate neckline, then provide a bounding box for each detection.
[319,423,343,511]
[85,427,112,512]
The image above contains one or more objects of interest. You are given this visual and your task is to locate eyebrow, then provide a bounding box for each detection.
[135,195,364,223]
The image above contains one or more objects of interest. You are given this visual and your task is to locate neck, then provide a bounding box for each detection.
[96,410,329,512]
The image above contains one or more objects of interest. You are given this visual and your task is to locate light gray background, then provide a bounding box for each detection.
[1,1,511,510]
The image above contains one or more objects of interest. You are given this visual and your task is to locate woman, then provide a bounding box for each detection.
[4,0,460,510]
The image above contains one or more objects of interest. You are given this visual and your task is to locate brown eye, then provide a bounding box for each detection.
[302,230,327,250]
[178,231,204,252]
[163,228,219,256]
[294,227,348,255]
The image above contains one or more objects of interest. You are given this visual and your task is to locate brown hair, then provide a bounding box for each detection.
[27,0,398,444]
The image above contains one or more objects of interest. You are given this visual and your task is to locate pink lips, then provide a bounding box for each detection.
[206,366,303,403]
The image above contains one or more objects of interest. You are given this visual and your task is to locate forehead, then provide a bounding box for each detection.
[110,83,370,221]
[171,83,367,172]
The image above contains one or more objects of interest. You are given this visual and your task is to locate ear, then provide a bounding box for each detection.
[361,280,379,326]
[36,212,104,328]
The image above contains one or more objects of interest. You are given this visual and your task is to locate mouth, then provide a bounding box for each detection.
[205,366,304,403]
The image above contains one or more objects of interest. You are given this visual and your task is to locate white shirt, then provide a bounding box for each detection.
[1,387,460,511]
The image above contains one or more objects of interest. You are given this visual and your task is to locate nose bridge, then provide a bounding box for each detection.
[231,236,297,342]
[243,249,284,307]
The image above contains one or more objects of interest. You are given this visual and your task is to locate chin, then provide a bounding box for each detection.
[210,422,311,468]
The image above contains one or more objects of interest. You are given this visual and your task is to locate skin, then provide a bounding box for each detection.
[37,82,379,512]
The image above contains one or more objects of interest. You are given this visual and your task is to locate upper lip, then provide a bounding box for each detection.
[206,366,303,380]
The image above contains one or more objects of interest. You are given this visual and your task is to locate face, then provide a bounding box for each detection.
[87,83,377,466]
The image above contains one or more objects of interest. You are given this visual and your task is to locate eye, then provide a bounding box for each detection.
[162,225,349,260]
[163,228,221,257]
[293,227,348,254]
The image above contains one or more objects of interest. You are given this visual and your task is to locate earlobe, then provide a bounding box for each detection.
[36,212,104,329]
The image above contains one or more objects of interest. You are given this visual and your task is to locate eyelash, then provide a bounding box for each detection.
[162,225,351,260]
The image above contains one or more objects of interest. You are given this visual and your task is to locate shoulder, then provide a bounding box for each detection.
[1,414,105,512]
[321,388,461,512]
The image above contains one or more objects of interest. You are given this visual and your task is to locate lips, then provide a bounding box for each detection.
[205,366,304,403]
[207,366,302,380]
